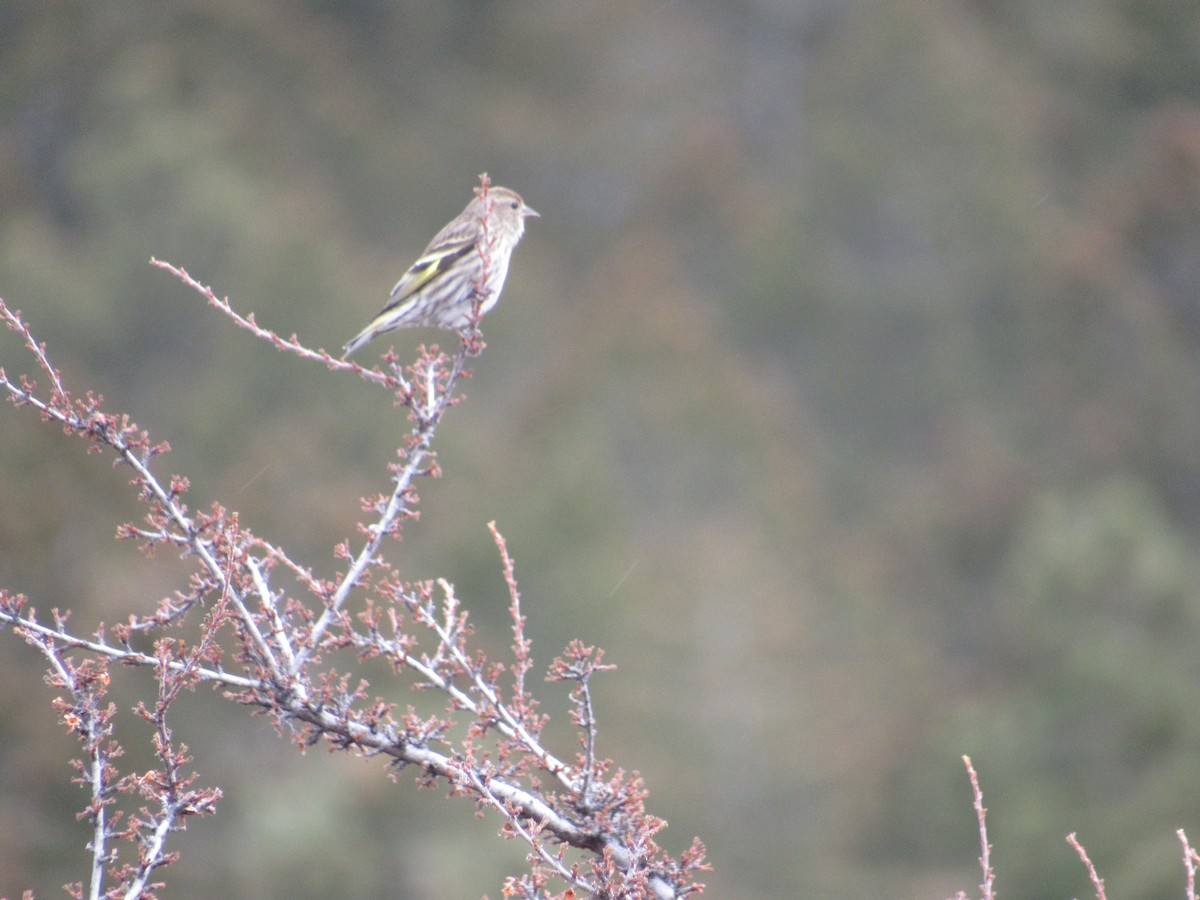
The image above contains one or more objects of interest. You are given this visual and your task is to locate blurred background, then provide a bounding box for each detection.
[2,1,1200,897]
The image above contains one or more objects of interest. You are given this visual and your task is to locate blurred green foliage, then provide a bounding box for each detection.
[2,1,1200,897]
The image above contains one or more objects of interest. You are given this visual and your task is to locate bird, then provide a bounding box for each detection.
[342,183,538,358]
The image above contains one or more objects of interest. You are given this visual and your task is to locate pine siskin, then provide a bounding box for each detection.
[342,183,538,358]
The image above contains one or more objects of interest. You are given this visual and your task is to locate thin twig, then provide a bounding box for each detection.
[962,755,995,900]
[1179,829,1199,900]
[1067,832,1106,900]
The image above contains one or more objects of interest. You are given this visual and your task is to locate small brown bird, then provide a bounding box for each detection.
[343,183,538,358]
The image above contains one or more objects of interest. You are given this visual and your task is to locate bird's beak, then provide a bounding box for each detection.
[523,205,540,219]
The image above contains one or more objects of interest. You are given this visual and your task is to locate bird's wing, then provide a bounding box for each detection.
[385,215,483,305]
[385,239,475,308]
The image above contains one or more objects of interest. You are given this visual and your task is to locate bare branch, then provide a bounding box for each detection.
[1180,829,1200,900]
[1066,832,1106,900]
[961,755,995,900]
[0,282,706,899]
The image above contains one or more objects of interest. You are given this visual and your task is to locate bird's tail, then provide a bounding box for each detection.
[341,325,376,359]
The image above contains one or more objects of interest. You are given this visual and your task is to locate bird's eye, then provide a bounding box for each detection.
[510,201,519,209]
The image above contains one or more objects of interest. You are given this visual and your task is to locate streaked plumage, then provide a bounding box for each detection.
[343,184,538,358]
